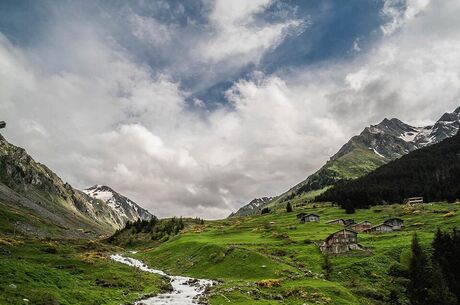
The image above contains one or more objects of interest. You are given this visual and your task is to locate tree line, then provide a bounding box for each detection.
[108,216,186,242]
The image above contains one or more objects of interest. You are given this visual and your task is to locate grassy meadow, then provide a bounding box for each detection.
[1,201,459,305]
[0,238,169,305]
[128,202,460,305]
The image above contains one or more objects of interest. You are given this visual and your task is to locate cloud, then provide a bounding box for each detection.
[380,0,431,35]
[1,0,460,219]
[197,0,306,64]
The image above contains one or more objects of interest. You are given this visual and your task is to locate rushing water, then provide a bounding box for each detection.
[110,254,214,305]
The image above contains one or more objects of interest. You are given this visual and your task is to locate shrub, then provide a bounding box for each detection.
[261,207,271,214]
[257,279,281,288]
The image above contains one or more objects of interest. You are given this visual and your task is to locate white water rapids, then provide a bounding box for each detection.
[110,254,214,304]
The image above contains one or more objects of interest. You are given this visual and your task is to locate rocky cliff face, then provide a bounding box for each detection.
[232,106,460,216]
[0,134,153,237]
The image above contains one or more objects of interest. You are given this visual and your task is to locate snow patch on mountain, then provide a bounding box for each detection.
[83,185,153,225]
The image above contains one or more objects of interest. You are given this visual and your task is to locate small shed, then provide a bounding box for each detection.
[326,219,345,225]
[296,213,307,220]
[364,223,393,234]
[319,229,361,254]
[300,213,320,223]
[343,219,356,226]
[404,197,424,204]
[348,221,372,232]
[384,218,404,230]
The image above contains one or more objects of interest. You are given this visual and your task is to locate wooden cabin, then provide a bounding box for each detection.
[326,219,345,225]
[348,221,372,232]
[296,213,307,220]
[404,197,424,204]
[319,229,361,254]
[363,223,393,234]
[384,218,404,230]
[300,213,320,223]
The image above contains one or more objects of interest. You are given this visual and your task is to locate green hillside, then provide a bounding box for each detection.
[0,238,169,305]
[2,199,460,304]
[126,202,460,305]
[269,143,388,208]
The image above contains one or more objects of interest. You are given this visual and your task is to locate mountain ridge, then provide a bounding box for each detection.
[231,106,460,216]
[317,128,460,207]
[0,133,153,237]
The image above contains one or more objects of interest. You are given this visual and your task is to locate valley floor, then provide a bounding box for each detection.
[130,202,460,305]
[1,202,459,305]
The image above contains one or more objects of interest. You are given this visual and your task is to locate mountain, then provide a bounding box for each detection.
[229,197,273,217]
[317,129,460,207]
[83,185,153,225]
[232,106,460,216]
[0,133,151,238]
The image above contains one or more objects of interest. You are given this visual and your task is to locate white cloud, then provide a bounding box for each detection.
[1,0,460,219]
[128,13,173,46]
[196,0,307,64]
[380,0,431,35]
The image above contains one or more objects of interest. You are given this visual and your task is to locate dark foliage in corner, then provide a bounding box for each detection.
[390,230,459,305]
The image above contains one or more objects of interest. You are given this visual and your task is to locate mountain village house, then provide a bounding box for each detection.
[348,221,372,232]
[404,197,424,204]
[384,218,404,230]
[319,229,362,254]
[299,213,320,223]
[296,213,307,220]
[344,219,356,226]
[326,218,355,226]
[364,223,393,234]
[326,219,345,225]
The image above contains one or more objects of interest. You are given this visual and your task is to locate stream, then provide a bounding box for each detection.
[110,254,214,304]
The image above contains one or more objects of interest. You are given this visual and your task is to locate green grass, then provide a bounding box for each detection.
[327,145,388,180]
[132,202,460,305]
[2,201,459,304]
[0,238,169,305]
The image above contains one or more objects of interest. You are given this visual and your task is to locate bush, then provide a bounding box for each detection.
[286,202,293,213]
[261,207,271,214]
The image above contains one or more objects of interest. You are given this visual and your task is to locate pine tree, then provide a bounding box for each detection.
[286,202,293,213]
[427,262,457,305]
[343,199,355,214]
[322,255,332,280]
[407,234,431,305]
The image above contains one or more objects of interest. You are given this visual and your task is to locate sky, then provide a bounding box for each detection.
[1,0,460,218]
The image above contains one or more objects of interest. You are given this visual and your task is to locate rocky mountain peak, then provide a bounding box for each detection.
[83,185,153,224]
[231,105,460,217]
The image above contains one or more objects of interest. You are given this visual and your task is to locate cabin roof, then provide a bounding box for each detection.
[325,229,357,242]
[349,220,371,226]
[384,218,404,222]
[326,218,344,223]
[364,223,393,231]
[303,213,319,217]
